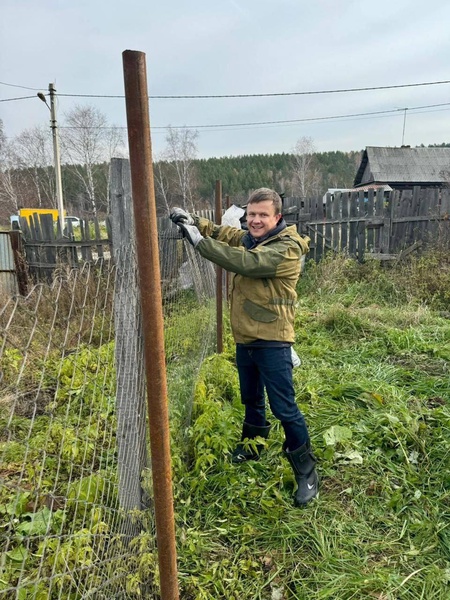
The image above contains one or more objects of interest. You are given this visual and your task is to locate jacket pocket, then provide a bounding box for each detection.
[243,299,278,323]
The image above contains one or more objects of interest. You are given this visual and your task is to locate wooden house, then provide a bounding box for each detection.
[354,146,450,191]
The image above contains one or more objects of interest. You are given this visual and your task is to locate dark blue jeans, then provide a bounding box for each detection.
[235,344,310,451]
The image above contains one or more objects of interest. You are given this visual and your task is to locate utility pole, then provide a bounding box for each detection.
[401,108,408,146]
[48,83,65,234]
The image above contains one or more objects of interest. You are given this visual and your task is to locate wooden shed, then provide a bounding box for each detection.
[354,146,450,190]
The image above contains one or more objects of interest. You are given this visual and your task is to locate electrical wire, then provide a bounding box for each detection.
[0,95,37,103]
[2,78,450,99]
[2,82,449,134]
[0,81,42,91]
[59,79,450,99]
[56,101,450,131]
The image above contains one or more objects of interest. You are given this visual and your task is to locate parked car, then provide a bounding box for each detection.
[65,216,80,227]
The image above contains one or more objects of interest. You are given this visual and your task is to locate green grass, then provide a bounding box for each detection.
[171,250,450,599]
[1,246,448,598]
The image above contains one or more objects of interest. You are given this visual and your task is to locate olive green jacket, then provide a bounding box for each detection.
[193,215,310,344]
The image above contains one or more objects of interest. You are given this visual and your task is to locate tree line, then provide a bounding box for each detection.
[194,148,361,204]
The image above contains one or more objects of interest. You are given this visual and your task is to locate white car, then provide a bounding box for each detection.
[65,216,80,227]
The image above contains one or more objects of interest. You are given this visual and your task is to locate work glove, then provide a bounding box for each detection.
[291,347,302,368]
[169,207,194,226]
[177,222,203,248]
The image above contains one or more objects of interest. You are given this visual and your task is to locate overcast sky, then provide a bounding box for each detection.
[2,0,450,159]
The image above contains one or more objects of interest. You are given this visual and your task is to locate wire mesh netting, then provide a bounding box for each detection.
[0,224,216,598]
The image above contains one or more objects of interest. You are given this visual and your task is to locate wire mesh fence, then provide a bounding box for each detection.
[0,210,216,597]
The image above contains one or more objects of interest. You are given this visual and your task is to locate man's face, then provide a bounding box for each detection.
[246,200,281,238]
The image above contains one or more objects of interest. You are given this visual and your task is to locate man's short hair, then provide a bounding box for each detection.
[247,188,282,214]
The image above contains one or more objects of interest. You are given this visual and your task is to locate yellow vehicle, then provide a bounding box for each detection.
[10,208,67,228]
[18,208,65,224]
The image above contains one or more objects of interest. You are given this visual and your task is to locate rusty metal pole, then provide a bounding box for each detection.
[215,180,223,354]
[122,50,179,600]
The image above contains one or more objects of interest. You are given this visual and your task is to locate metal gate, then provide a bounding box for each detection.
[0,232,17,296]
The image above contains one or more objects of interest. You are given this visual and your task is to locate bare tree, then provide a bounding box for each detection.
[14,126,55,207]
[154,127,199,212]
[153,157,171,214]
[0,121,31,219]
[0,119,5,157]
[61,105,124,215]
[291,136,321,198]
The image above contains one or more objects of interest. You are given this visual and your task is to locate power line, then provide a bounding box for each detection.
[0,95,37,103]
[2,84,449,133]
[2,77,450,104]
[2,78,450,105]
[29,79,450,100]
[153,103,450,128]
[0,81,42,91]
[57,101,450,131]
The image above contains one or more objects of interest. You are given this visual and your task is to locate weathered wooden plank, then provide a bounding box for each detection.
[298,197,310,236]
[309,195,321,221]
[398,239,423,259]
[365,253,398,261]
[66,218,76,263]
[366,189,375,252]
[418,188,433,242]
[373,187,386,254]
[9,230,28,296]
[392,189,412,253]
[386,190,398,254]
[325,193,333,255]
[304,223,317,262]
[439,188,450,243]
[330,193,339,251]
[30,214,45,281]
[357,220,366,262]
[391,215,442,223]
[316,219,324,262]
[340,191,349,252]
[109,156,148,513]
[406,186,421,247]
[441,188,450,215]
[41,213,56,282]
[348,192,358,257]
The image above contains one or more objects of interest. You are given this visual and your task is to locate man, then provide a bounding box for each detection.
[170,188,318,506]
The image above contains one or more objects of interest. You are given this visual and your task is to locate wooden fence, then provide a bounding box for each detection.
[4,184,449,296]
[158,186,449,263]
[282,187,450,262]
[14,214,112,291]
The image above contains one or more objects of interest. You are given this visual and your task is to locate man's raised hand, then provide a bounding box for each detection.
[169,207,194,226]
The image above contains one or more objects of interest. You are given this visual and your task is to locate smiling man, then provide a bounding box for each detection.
[169,188,318,506]
[246,198,281,238]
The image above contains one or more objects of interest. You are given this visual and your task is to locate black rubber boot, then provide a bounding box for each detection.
[231,422,271,463]
[283,441,319,506]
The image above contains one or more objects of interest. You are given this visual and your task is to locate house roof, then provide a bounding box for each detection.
[354,146,450,186]
[351,183,393,192]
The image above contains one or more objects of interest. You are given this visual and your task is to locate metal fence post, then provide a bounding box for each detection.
[215,180,223,354]
[122,49,179,600]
